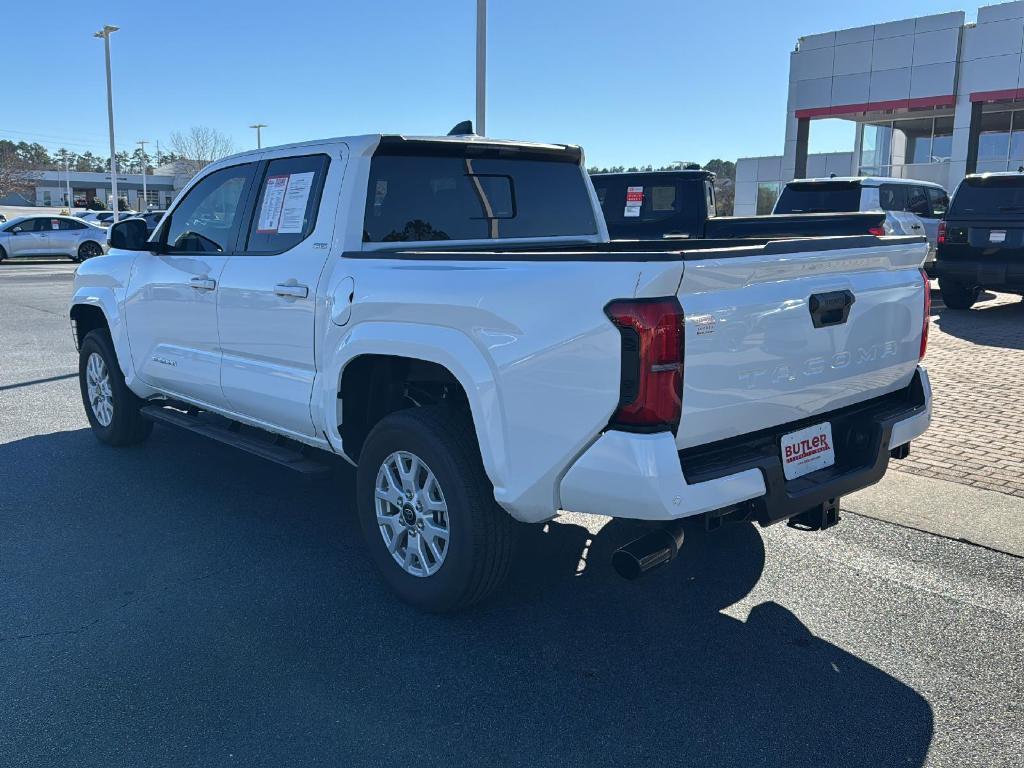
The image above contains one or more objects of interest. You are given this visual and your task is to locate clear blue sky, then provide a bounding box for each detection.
[3,0,968,168]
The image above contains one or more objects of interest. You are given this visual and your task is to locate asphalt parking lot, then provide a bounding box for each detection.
[1,260,1023,767]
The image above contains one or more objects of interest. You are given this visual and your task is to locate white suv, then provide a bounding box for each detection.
[774,177,949,268]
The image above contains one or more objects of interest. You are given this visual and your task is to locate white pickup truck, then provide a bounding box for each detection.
[70,132,933,612]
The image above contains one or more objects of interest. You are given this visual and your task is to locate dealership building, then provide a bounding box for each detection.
[735,1,1024,214]
[0,163,192,210]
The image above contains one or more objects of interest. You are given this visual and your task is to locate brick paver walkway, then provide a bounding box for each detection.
[894,287,1024,498]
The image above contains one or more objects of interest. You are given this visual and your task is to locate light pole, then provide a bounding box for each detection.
[249,123,267,149]
[63,153,72,210]
[137,139,149,210]
[94,25,120,221]
[476,0,486,135]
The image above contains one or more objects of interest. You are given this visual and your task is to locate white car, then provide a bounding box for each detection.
[0,215,107,263]
[70,132,933,611]
[76,210,136,227]
[774,177,948,268]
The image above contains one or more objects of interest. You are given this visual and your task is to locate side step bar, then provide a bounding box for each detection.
[140,405,333,477]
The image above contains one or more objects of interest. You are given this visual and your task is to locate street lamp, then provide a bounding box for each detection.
[249,123,267,149]
[93,25,120,221]
[476,0,486,135]
[137,139,149,210]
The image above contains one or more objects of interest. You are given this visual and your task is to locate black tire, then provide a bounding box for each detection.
[76,240,103,262]
[78,329,153,446]
[939,278,980,310]
[356,406,514,613]
[0,245,6,263]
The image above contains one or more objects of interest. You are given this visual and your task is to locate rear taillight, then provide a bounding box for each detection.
[605,298,684,431]
[937,220,946,245]
[920,268,931,360]
[868,225,885,236]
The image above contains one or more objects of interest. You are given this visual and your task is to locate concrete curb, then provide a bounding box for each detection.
[844,471,1024,558]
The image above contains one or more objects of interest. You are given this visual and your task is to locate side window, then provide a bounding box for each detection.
[245,154,330,254]
[19,218,45,232]
[928,187,949,217]
[58,219,86,230]
[878,184,907,211]
[907,186,931,217]
[162,164,255,253]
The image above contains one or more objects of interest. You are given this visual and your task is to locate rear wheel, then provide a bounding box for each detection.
[939,278,980,310]
[356,406,514,613]
[0,245,6,263]
[78,329,153,446]
[76,241,103,262]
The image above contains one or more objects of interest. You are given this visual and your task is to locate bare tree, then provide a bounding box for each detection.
[168,126,235,176]
[0,142,38,201]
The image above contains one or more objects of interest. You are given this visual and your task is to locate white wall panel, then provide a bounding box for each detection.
[872,35,915,71]
[792,46,835,81]
[794,77,833,109]
[914,11,966,33]
[910,63,957,98]
[869,68,912,102]
[735,158,757,183]
[756,156,783,181]
[960,20,1024,61]
[958,54,1020,92]
[834,41,873,75]
[799,31,837,50]
[832,73,871,105]
[912,27,961,66]
[874,18,917,40]
[978,1,1024,24]
[836,25,874,45]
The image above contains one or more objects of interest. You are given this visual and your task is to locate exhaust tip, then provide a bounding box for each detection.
[611,523,685,580]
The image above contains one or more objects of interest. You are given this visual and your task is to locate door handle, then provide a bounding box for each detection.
[189,276,217,291]
[274,283,309,299]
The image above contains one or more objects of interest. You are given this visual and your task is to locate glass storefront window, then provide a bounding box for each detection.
[756,182,780,215]
[978,111,1012,161]
[893,118,935,165]
[931,117,953,163]
[861,123,893,172]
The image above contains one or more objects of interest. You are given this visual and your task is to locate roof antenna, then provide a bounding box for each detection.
[448,120,475,136]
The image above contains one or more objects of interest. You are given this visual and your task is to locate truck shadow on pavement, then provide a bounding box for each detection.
[0,426,934,768]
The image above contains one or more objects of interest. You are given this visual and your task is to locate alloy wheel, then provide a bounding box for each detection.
[85,352,114,427]
[374,450,450,577]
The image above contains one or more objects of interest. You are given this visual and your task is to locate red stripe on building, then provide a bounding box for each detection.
[795,95,956,119]
[970,88,1024,103]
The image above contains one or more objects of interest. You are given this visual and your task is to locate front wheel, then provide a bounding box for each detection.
[356,406,514,613]
[78,329,153,446]
[0,245,6,263]
[76,241,103,262]
[939,278,980,310]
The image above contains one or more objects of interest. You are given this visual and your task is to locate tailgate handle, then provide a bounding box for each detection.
[808,290,855,328]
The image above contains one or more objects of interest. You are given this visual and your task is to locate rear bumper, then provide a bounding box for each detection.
[559,367,931,522]
[933,258,1024,291]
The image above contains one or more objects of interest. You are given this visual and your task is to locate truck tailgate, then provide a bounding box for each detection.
[675,237,928,450]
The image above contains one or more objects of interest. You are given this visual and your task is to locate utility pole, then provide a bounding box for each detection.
[249,123,267,149]
[94,25,120,221]
[63,153,72,210]
[476,0,486,135]
[137,139,149,210]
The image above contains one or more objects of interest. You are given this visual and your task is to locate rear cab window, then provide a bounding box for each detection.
[589,173,707,238]
[773,181,861,213]
[949,175,1024,219]
[363,141,597,243]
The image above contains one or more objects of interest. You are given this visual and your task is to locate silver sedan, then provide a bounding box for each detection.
[0,215,108,263]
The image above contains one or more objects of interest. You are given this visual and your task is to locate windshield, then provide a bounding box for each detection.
[949,176,1024,217]
[773,182,861,213]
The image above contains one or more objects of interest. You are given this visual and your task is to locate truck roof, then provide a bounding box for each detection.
[590,169,715,180]
[213,134,582,166]
[792,176,945,190]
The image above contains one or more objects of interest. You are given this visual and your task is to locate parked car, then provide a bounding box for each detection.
[131,210,167,236]
[76,210,136,227]
[0,215,107,263]
[934,172,1024,308]
[773,177,948,269]
[591,169,890,240]
[70,132,932,612]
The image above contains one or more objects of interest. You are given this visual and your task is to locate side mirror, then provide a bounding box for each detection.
[109,218,154,251]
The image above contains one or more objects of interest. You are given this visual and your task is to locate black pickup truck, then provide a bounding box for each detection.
[591,169,887,240]
[934,172,1024,309]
